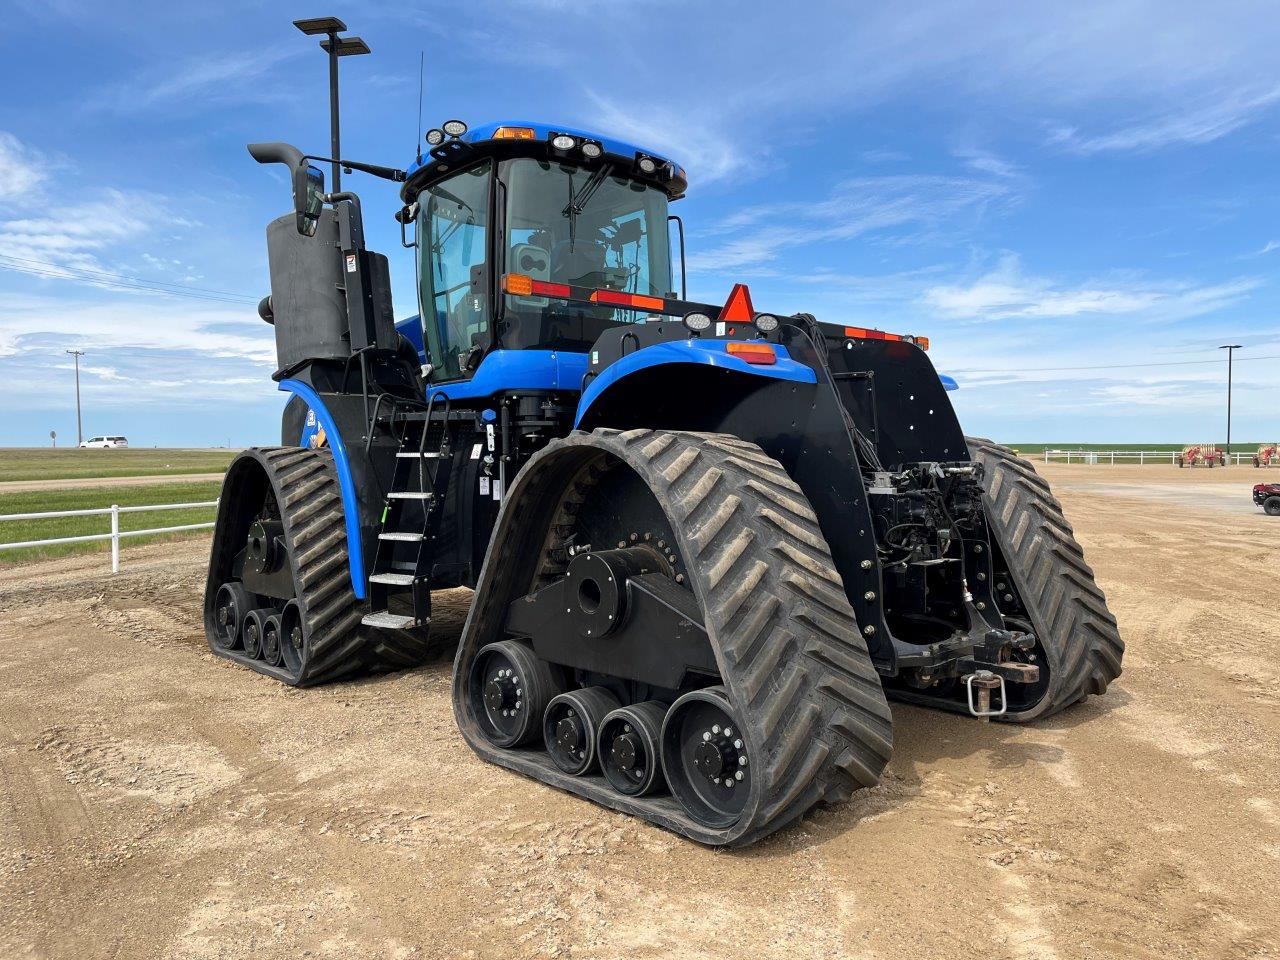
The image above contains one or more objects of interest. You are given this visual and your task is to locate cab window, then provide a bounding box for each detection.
[416,161,492,381]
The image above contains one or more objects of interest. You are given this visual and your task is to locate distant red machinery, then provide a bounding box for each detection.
[1253,443,1279,468]
[1176,444,1226,468]
[1253,483,1280,515]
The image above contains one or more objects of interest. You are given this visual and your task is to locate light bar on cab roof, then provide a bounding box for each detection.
[492,126,536,140]
[843,325,929,351]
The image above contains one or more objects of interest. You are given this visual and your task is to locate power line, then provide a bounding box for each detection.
[955,354,1280,375]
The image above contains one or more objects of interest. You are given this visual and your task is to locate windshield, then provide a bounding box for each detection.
[499,158,673,351]
[416,160,492,380]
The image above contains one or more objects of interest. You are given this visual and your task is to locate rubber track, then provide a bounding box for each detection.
[965,437,1124,720]
[453,429,894,846]
[204,447,433,685]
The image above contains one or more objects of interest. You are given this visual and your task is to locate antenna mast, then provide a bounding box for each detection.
[416,51,425,166]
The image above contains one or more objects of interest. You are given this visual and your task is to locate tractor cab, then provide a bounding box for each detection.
[400,122,685,384]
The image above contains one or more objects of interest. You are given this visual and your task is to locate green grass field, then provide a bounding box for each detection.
[0,448,236,482]
[0,481,222,564]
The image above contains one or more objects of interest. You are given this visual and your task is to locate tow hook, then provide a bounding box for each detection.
[964,670,1006,720]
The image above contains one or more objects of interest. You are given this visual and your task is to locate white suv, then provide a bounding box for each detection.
[80,436,129,449]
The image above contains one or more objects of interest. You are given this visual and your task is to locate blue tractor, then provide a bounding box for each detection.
[206,117,1122,846]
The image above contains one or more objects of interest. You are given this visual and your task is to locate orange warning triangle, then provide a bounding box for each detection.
[717,283,754,322]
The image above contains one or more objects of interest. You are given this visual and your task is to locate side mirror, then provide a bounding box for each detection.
[293,163,325,237]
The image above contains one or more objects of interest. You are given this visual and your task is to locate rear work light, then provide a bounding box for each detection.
[493,126,536,140]
[726,342,776,365]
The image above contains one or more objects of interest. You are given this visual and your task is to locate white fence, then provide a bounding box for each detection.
[0,500,219,572]
[1042,449,1250,465]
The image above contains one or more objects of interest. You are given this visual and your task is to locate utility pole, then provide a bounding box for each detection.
[293,17,371,193]
[1220,344,1243,464]
[66,349,84,446]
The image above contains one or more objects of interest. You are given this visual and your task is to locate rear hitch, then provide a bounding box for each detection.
[964,670,1006,720]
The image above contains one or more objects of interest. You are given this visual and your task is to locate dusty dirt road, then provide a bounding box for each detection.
[1,462,1277,960]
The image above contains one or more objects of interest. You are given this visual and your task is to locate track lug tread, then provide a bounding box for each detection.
[966,437,1124,720]
[454,428,893,846]
[204,447,436,686]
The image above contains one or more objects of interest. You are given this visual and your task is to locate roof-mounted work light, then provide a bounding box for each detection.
[442,119,468,138]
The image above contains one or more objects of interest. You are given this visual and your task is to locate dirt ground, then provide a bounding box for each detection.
[1,462,1277,960]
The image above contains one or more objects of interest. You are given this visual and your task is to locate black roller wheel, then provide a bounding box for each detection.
[661,686,750,828]
[543,687,620,776]
[212,582,248,650]
[243,608,271,660]
[279,600,303,675]
[598,700,667,796]
[468,640,561,748]
[262,613,284,667]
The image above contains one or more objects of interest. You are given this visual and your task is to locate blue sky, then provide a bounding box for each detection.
[1,0,1277,447]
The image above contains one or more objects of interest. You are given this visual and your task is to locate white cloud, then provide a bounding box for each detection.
[922,255,1260,321]
[1047,85,1280,154]
[953,145,1021,179]
[0,131,50,201]
[584,91,748,185]
[691,173,1020,272]
[88,47,299,113]
[0,295,274,365]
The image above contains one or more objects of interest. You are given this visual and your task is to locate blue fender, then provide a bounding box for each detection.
[429,349,590,402]
[277,379,366,600]
[574,339,817,428]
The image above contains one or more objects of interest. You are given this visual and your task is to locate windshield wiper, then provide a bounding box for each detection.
[562,164,612,251]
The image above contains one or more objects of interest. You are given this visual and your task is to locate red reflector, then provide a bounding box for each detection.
[726,342,776,365]
[529,279,571,298]
[719,283,755,322]
[844,326,902,342]
[590,289,666,310]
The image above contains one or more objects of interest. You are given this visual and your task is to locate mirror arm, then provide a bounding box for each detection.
[305,154,406,182]
[396,202,418,249]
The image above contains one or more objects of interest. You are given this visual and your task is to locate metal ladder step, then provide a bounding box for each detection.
[361,610,423,629]
[378,531,425,542]
[369,572,416,586]
[387,491,434,501]
[396,451,443,459]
